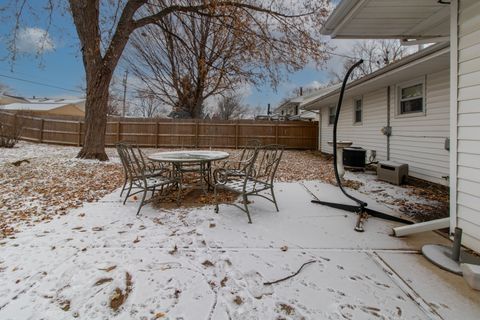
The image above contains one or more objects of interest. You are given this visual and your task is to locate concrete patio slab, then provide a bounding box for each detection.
[0,181,477,320]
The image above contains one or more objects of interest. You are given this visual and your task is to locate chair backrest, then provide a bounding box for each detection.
[116,142,146,181]
[253,144,284,184]
[234,139,261,170]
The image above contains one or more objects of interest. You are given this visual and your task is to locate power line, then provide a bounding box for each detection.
[0,73,83,94]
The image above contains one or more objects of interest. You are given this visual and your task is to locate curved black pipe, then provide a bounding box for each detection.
[332,59,367,209]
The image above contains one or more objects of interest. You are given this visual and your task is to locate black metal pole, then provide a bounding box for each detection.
[331,60,367,209]
[311,59,413,231]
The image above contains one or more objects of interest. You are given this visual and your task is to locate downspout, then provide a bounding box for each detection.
[386,86,391,160]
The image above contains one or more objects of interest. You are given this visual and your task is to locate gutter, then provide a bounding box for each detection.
[303,42,450,109]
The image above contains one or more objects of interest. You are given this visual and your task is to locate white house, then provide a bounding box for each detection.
[321,0,480,254]
[303,43,450,186]
[273,85,341,121]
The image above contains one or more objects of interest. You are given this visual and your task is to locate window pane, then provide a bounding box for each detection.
[329,107,335,124]
[355,110,362,123]
[401,84,422,99]
[355,99,362,110]
[401,98,423,114]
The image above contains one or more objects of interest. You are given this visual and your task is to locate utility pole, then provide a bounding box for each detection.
[122,69,128,117]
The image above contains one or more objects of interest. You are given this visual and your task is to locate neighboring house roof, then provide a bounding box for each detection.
[274,84,342,113]
[1,100,85,113]
[0,93,29,104]
[321,0,450,41]
[303,42,450,110]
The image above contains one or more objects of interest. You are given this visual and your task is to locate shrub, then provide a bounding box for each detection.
[0,114,24,148]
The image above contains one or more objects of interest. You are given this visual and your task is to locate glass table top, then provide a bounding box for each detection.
[148,150,229,162]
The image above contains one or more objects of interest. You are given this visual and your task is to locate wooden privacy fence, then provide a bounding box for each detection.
[0,112,318,149]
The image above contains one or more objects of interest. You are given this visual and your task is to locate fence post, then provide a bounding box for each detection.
[195,121,199,148]
[275,122,279,145]
[155,121,159,148]
[77,121,82,146]
[39,119,44,143]
[235,121,239,149]
[116,122,121,143]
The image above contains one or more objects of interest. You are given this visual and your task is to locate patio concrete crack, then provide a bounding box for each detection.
[367,251,444,320]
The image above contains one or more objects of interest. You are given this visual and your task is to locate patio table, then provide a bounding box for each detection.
[148,150,229,196]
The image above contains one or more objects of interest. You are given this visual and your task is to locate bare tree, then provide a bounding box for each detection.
[134,89,164,118]
[216,94,247,120]
[0,82,13,95]
[127,2,312,119]
[5,0,331,160]
[106,93,122,116]
[330,40,409,82]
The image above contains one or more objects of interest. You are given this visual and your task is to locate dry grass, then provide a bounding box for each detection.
[0,158,123,239]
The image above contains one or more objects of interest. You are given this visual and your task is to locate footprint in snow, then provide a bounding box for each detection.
[243,271,273,299]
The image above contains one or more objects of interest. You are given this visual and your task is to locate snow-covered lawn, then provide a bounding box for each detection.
[1,142,472,320]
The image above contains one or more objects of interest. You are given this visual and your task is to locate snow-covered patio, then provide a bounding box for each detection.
[1,176,478,319]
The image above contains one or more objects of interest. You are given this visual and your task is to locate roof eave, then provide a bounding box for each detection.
[320,0,367,37]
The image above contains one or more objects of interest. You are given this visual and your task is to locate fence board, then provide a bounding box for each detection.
[0,111,318,150]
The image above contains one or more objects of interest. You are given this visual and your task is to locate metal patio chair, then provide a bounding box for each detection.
[116,142,179,215]
[215,139,261,177]
[213,144,284,223]
[117,141,166,197]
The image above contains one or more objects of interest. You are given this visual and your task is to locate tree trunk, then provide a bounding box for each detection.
[77,73,111,161]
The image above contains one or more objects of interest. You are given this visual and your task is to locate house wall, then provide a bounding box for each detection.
[50,105,85,117]
[454,0,480,252]
[390,69,450,185]
[318,69,450,186]
[319,88,388,161]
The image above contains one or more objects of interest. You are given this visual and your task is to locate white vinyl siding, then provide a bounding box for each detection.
[455,0,480,252]
[320,88,389,161]
[390,69,450,185]
[317,69,450,186]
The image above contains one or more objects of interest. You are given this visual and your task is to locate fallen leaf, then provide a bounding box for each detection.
[94,278,113,286]
[233,296,243,305]
[202,260,214,267]
[99,265,117,272]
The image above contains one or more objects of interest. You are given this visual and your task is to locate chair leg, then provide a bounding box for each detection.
[243,194,252,224]
[214,185,219,213]
[120,177,127,197]
[270,187,279,212]
[123,181,133,205]
[136,188,148,216]
[176,176,182,206]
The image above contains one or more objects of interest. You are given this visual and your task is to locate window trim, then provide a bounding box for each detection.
[328,106,336,126]
[353,96,363,125]
[395,76,427,118]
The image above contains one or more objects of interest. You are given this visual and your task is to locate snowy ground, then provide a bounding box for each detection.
[0,142,470,319]
[1,181,479,319]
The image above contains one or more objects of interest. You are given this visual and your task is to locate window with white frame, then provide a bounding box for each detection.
[353,98,362,124]
[328,106,336,125]
[398,80,425,115]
